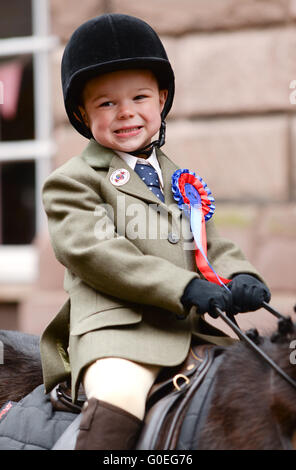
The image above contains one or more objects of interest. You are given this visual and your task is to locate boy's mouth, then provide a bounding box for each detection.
[114,126,143,135]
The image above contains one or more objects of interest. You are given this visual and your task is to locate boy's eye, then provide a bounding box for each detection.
[134,95,147,101]
[99,101,113,107]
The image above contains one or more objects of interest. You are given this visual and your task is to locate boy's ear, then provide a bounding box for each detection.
[78,105,89,127]
[159,89,168,113]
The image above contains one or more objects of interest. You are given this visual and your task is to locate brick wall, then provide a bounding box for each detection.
[19,0,296,335]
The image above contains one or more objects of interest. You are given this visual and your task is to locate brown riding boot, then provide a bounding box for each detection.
[75,398,142,450]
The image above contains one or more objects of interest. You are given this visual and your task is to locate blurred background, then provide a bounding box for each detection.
[0,0,295,336]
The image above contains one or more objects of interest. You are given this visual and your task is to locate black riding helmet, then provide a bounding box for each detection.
[62,14,175,150]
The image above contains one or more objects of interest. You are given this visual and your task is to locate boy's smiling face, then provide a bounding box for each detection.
[79,69,168,154]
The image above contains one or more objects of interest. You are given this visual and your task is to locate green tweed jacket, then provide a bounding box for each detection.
[40,139,262,395]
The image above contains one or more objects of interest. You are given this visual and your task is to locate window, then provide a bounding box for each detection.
[0,0,57,283]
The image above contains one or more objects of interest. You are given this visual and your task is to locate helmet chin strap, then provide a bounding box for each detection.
[128,121,166,157]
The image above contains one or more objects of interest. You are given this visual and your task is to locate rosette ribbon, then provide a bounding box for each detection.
[172,169,231,288]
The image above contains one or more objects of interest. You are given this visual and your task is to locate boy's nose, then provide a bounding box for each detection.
[117,102,135,119]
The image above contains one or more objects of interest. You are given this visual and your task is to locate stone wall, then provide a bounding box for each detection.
[19,0,296,335]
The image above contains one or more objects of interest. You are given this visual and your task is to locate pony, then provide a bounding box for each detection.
[0,311,295,450]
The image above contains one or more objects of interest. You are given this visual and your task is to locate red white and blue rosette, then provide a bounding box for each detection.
[172,169,230,288]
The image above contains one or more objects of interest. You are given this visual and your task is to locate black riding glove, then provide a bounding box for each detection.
[180,278,233,318]
[228,274,271,314]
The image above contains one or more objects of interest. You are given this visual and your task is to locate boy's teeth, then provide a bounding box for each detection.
[117,127,140,134]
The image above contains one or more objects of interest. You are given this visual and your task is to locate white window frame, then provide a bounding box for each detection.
[0,0,58,284]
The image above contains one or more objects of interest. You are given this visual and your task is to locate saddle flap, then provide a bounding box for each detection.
[146,344,214,409]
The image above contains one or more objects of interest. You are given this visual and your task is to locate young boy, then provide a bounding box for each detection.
[40,14,270,450]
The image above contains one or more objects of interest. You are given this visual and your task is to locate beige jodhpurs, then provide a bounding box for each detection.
[83,358,161,420]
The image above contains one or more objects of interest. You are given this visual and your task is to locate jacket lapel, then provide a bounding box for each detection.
[156,149,180,207]
[81,138,115,168]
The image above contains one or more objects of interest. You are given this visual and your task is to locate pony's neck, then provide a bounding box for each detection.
[198,334,296,450]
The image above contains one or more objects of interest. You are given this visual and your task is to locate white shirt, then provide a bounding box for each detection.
[115,149,164,190]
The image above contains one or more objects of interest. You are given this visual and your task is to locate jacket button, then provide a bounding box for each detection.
[168,232,179,244]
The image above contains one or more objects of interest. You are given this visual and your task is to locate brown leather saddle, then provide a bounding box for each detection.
[51,343,224,450]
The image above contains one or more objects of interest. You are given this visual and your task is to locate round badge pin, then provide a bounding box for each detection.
[110,168,130,186]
